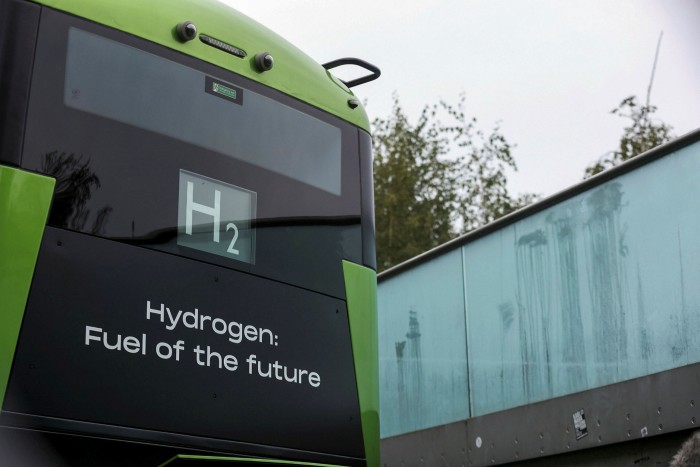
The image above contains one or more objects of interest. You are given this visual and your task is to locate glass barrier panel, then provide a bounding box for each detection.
[378,249,469,437]
[464,142,700,416]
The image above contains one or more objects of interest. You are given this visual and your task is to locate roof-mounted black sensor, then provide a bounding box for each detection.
[175,21,197,42]
[322,58,381,88]
[255,52,274,72]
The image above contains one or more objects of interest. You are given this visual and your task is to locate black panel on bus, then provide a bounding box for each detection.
[5,227,365,461]
[359,129,377,270]
[0,0,40,166]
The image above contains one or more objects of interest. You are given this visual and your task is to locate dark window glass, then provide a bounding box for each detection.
[21,9,363,298]
[65,28,342,196]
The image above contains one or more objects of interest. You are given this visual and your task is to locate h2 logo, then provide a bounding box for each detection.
[177,170,256,264]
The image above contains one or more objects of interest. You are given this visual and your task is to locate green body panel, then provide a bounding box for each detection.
[0,166,55,407]
[159,454,345,466]
[30,0,370,132]
[343,261,379,467]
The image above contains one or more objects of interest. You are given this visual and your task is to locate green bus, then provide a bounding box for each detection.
[0,0,379,465]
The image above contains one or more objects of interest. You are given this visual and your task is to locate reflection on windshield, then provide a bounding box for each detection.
[42,151,112,234]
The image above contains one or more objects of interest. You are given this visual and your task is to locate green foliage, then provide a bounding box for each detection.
[372,99,455,271]
[372,96,537,271]
[584,96,673,178]
[443,103,535,232]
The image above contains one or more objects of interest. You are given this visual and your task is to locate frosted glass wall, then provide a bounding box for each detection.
[378,139,700,435]
[378,249,469,437]
[464,142,700,416]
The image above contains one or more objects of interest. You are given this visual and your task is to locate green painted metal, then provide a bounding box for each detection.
[343,261,379,467]
[30,0,370,132]
[0,165,55,408]
[158,454,345,467]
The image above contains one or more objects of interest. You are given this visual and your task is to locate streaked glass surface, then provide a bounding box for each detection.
[379,139,700,434]
[378,249,469,437]
[465,142,700,415]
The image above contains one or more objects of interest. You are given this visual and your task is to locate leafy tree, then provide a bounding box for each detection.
[443,103,536,232]
[584,95,673,178]
[372,99,456,271]
[372,96,536,271]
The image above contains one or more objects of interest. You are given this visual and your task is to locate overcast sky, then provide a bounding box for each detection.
[224,0,700,198]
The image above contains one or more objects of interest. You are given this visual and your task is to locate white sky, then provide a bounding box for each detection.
[224,0,700,198]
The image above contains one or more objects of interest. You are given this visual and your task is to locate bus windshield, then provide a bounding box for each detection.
[20,12,364,298]
[65,28,342,196]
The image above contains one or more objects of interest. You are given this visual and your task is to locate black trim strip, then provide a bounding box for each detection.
[199,34,246,58]
[0,412,367,467]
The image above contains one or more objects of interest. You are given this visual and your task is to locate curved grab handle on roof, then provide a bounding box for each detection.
[322,58,381,88]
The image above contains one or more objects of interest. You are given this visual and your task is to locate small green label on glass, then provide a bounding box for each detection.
[212,82,237,100]
[205,76,243,105]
